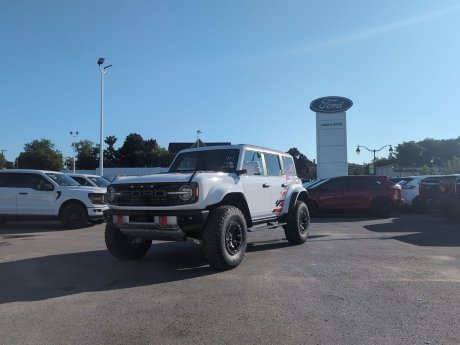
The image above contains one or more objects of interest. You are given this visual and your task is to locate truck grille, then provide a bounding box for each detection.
[109,183,196,206]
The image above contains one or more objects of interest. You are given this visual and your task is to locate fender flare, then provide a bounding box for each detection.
[283,186,309,215]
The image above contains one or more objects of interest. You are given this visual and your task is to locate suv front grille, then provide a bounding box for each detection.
[109,183,197,207]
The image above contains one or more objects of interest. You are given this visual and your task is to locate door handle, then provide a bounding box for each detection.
[262,183,271,188]
[19,192,28,195]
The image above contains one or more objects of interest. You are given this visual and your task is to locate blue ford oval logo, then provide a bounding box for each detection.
[310,96,353,113]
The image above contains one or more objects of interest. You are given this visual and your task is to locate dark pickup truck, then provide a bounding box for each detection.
[418,175,460,221]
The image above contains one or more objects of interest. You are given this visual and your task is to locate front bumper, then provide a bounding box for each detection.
[103,208,209,241]
[88,206,109,220]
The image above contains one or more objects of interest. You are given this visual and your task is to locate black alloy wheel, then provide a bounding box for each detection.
[225,221,243,255]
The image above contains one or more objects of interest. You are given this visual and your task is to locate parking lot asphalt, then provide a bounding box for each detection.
[1,212,459,345]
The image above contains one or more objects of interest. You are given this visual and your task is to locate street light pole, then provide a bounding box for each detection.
[356,144,393,175]
[97,58,112,177]
[69,131,79,174]
[196,130,202,146]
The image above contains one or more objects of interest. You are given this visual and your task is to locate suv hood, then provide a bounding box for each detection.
[59,186,106,194]
[113,173,194,185]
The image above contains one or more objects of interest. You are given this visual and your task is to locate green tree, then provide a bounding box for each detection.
[287,148,315,180]
[18,139,64,170]
[446,156,460,174]
[75,140,99,169]
[0,152,6,169]
[104,135,119,167]
[394,141,425,166]
[118,133,146,167]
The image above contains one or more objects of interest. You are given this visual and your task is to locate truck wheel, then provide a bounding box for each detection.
[284,201,310,244]
[202,206,247,270]
[61,203,89,229]
[105,220,151,260]
[371,198,392,218]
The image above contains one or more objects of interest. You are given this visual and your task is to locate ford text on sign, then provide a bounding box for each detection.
[310,96,353,113]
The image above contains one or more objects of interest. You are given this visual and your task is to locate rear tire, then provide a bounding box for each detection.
[202,206,247,270]
[371,198,392,218]
[105,220,151,260]
[61,203,89,229]
[284,201,310,244]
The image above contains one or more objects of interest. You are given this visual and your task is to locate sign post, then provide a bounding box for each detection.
[310,96,353,179]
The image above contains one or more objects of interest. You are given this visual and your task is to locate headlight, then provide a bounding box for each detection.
[89,193,107,205]
[173,185,193,201]
[178,185,193,201]
[107,186,116,202]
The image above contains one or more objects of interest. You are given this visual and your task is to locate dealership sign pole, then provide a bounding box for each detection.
[310,96,353,179]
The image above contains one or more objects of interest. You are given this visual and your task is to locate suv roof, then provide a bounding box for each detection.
[178,144,292,157]
[0,169,64,174]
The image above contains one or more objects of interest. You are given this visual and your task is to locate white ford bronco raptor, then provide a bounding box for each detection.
[104,144,310,270]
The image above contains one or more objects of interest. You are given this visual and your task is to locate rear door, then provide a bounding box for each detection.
[345,177,371,209]
[263,153,284,215]
[0,173,18,215]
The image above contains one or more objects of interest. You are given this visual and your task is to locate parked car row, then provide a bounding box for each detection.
[0,170,108,228]
[303,175,402,218]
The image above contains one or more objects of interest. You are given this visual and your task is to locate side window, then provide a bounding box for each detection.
[242,150,264,176]
[323,178,347,190]
[73,176,90,186]
[349,178,369,189]
[264,153,282,177]
[282,156,296,176]
[0,173,21,187]
[20,173,53,191]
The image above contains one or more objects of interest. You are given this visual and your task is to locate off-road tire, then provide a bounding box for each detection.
[105,220,151,260]
[202,206,247,270]
[61,203,89,229]
[371,198,392,218]
[284,200,310,244]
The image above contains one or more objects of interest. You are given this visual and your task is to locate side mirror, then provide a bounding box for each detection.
[235,169,247,176]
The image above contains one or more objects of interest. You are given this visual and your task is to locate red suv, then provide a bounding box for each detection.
[306,175,402,218]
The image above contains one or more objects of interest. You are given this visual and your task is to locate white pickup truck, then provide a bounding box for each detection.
[0,169,108,228]
[104,144,310,270]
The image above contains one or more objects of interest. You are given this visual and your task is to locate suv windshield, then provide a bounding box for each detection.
[88,176,111,187]
[46,173,80,186]
[169,149,240,173]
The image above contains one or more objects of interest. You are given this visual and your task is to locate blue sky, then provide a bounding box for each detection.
[1,0,459,165]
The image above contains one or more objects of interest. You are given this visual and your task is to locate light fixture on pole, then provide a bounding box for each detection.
[356,144,393,175]
[196,130,202,147]
[98,57,112,177]
[69,131,79,174]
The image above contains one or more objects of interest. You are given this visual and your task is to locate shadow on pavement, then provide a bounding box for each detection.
[0,234,319,304]
[0,242,212,304]
[0,220,95,235]
[364,213,460,247]
[310,211,405,223]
